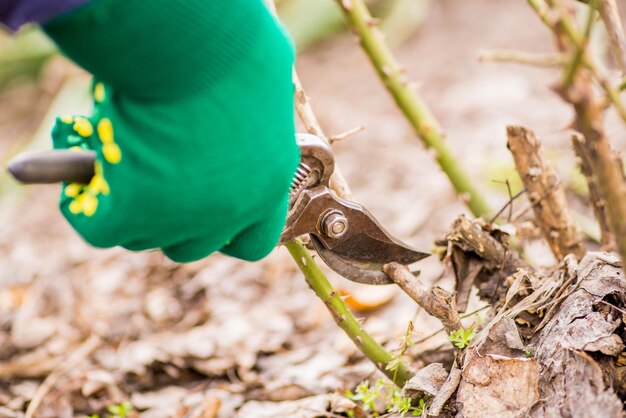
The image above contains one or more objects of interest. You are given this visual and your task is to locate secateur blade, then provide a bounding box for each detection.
[280,180,429,285]
[280,133,430,284]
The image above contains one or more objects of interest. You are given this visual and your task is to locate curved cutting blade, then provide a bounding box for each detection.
[282,187,429,263]
[282,186,429,284]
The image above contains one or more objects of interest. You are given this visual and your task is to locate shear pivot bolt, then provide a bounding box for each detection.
[321,210,349,239]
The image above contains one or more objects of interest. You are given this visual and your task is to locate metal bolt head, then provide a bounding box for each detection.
[321,210,349,239]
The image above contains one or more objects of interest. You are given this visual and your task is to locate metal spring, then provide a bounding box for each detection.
[289,162,312,198]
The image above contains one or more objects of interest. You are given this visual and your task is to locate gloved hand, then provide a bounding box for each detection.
[43,0,300,262]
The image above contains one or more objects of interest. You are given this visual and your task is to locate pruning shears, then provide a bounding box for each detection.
[7,134,429,284]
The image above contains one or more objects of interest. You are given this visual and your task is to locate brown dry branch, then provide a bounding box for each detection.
[293,71,352,199]
[566,74,626,263]
[506,125,586,260]
[383,262,462,334]
[572,133,615,249]
[597,0,626,74]
[530,0,626,122]
[529,0,626,270]
[478,50,567,68]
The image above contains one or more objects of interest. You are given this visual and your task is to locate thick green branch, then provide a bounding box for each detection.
[333,0,492,218]
[285,239,414,387]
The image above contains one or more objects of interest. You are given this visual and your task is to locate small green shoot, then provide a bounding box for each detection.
[448,323,477,349]
[107,402,133,418]
[346,378,426,417]
[346,322,426,416]
[386,321,416,383]
[85,401,134,418]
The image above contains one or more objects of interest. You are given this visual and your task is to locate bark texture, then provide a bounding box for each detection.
[507,125,585,260]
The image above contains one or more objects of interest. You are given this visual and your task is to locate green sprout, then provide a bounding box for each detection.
[85,401,134,418]
[107,402,133,418]
[346,322,427,416]
[448,323,477,349]
[346,378,426,417]
[386,321,416,383]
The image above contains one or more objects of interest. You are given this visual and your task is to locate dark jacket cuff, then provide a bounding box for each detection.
[0,0,88,31]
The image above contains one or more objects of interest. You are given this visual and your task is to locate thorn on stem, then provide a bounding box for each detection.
[329,126,365,144]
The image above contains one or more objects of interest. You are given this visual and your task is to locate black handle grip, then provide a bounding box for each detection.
[7,150,96,184]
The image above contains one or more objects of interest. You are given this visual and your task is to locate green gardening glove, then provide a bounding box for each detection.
[43,0,300,262]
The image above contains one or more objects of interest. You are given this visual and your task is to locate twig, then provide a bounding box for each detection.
[267,0,352,199]
[383,263,462,333]
[328,125,364,144]
[413,305,491,346]
[572,133,614,249]
[25,335,101,418]
[506,125,585,260]
[479,50,567,67]
[333,0,492,218]
[529,0,626,123]
[569,81,626,263]
[510,183,560,222]
[293,71,352,199]
[562,2,595,88]
[597,0,626,74]
[489,183,527,225]
[598,299,626,316]
[285,240,414,386]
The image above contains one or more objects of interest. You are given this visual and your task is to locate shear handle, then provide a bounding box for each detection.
[7,150,96,184]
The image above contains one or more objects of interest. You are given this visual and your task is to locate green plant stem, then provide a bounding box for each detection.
[562,4,595,88]
[285,239,414,387]
[333,0,492,219]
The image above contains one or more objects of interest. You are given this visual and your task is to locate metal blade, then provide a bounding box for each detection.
[281,186,430,266]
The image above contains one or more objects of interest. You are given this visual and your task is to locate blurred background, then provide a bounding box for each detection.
[0,0,625,416]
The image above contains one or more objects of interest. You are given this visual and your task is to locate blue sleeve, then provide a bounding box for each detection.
[0,0,88,31]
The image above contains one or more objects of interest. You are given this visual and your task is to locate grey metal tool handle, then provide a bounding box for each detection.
[7,150,96,184]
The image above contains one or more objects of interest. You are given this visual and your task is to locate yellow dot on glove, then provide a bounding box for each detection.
[73,117,93,137]
[61,115,73,124]
[97,118,114,144]
[69,198,83,215]
[103,143,122,164]
[88,174,110,196]
[64,183,83,198]
[81,194,98,217]
[94,83,105,103]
